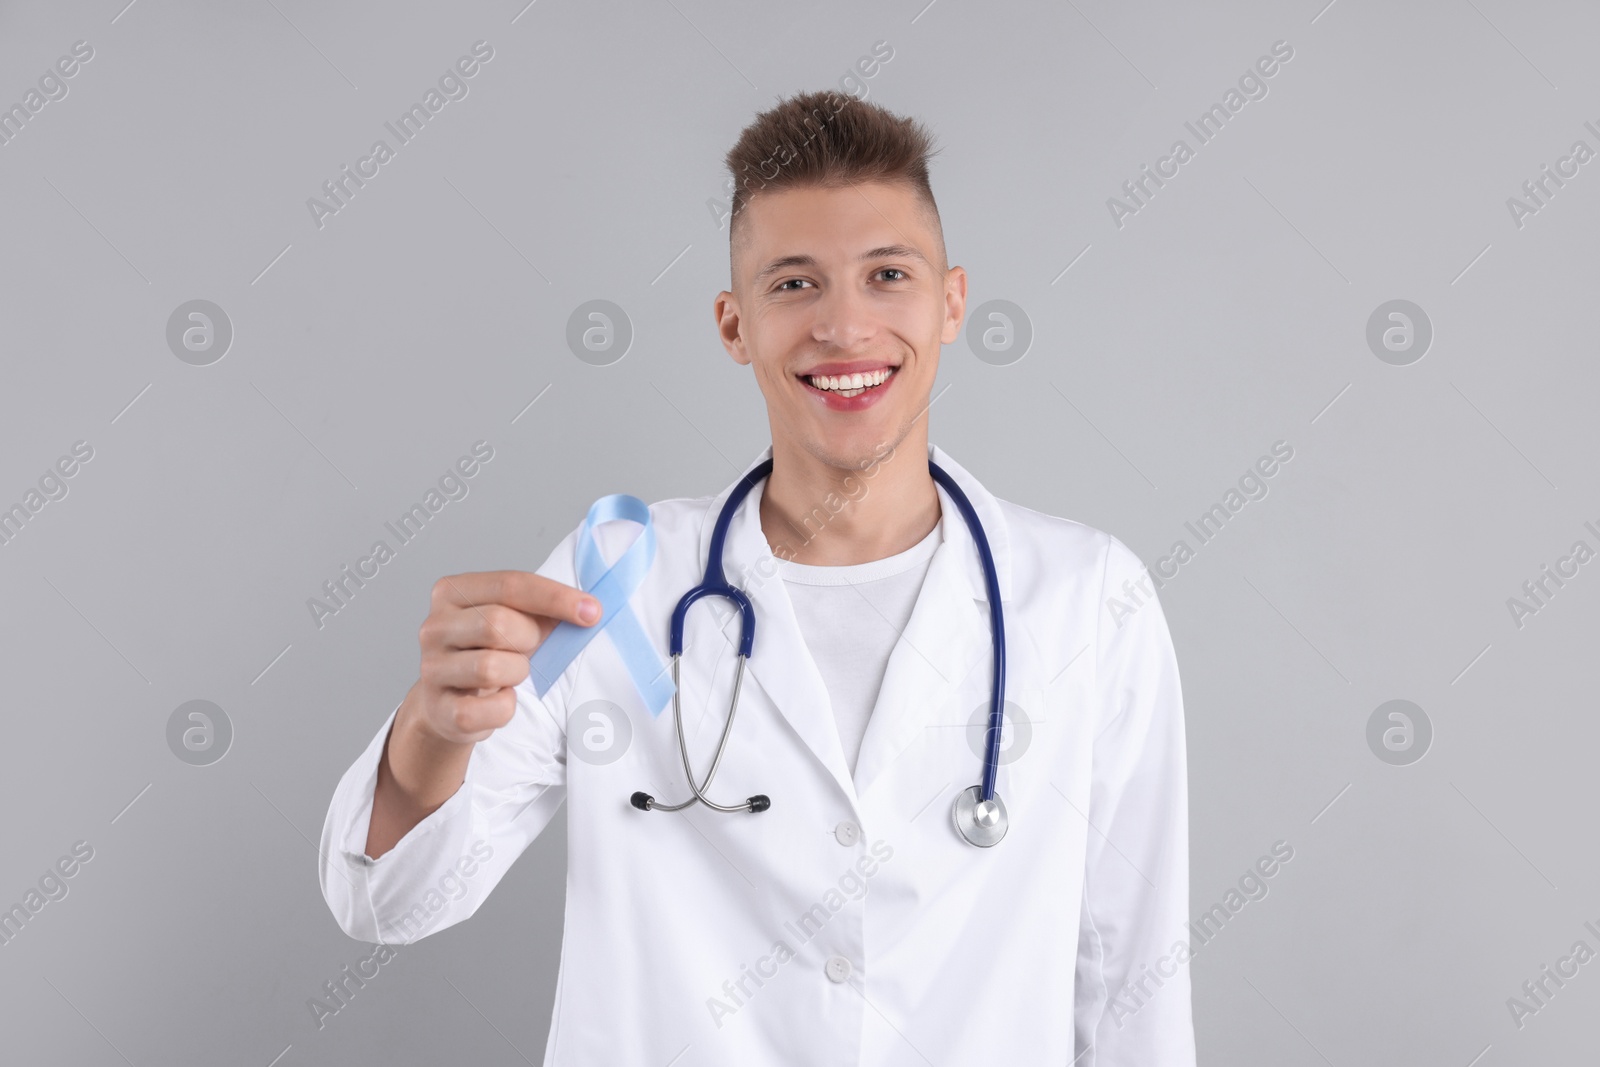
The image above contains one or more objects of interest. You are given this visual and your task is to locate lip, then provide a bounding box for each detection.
[800,359,898,378]
[797,361,899,412]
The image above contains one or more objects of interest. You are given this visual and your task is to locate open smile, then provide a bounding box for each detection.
[802,366,896,398]
[796,361,901,410]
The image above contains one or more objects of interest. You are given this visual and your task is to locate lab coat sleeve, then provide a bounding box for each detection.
[1074,533,1196,1066]
[317,525,584,945]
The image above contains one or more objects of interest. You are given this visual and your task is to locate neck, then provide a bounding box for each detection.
[759,431,940,566]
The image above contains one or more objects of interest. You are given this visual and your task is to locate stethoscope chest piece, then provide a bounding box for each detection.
[637,455,1017,847]
[952,785,1008,848]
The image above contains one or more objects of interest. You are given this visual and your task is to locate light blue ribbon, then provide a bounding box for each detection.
[528,494,675,717]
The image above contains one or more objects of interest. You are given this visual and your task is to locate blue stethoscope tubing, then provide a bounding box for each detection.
[630,456,1010,847]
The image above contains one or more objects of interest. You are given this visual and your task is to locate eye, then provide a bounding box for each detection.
[876,267,907,282]
[776,278,813,291]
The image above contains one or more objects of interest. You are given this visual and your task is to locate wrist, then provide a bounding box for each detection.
[386,687,475,806]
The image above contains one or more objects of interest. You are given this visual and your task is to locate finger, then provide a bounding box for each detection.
[422,648,531,693]
[436,687,518,739]
[432,571,602,628]
[424,602,546,656]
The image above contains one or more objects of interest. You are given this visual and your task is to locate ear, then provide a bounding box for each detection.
[940,266,968,345]
[715,290,752,365]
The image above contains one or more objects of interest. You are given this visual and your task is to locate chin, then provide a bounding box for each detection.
[797,424,902,475]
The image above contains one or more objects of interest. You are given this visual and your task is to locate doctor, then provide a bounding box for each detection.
[320,89,1195,1065]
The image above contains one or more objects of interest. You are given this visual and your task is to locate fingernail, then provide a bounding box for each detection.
[579,599,601,623]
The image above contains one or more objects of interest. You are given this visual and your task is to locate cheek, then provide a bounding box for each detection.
[750,351,798,394]
[894,307,944,358]
[749,311,812,368]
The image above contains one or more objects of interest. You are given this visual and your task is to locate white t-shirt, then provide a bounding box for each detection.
[776,517,943,778]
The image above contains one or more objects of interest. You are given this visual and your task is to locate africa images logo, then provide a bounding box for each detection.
[1105,39,1295,229]
[705,839,894,1029]
[306,441,495,630]
[305,41,495,230]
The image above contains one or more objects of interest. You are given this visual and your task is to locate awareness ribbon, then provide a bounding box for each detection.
[527,494,675,717]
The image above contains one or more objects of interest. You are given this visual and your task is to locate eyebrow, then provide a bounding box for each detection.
[754,244,930,281]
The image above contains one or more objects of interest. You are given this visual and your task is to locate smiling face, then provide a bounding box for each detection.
[714,180,966,473]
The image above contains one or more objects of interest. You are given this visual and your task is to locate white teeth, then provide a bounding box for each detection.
[806,368,893,393]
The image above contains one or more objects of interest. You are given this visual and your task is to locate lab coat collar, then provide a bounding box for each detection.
[695,440,1013,605]
[691,440,1011,804]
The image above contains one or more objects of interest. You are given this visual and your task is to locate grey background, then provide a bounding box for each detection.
[2,0,1596,1063]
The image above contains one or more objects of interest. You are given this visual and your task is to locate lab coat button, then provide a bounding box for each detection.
[833,820,860,846]
[825,956,852,983]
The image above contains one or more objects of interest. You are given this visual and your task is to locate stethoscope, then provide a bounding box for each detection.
[629,456,1011,847]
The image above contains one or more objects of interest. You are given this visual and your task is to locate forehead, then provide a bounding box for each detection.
[733,180,936,272]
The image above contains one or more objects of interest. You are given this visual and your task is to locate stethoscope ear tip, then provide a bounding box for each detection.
[630,792,655,811]
[747,795,771,813]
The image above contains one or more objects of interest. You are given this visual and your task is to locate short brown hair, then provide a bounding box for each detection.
[723,89,945,276]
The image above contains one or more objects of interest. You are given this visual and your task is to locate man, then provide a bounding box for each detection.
[320,89,1195,1064]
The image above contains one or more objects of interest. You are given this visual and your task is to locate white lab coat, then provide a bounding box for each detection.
[319,441,1196,1066]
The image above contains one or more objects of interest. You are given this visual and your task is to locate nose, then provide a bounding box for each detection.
[811,283,876,351]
